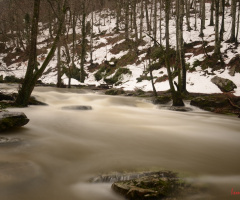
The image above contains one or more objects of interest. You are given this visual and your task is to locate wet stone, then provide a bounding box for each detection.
[0,161,42,187]
[0,111,29,132]
[62,105,93,110]
[169,106,193,112]
[110,171,200,200]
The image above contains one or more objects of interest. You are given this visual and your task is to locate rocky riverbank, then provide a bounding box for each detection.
[104,88,240,117]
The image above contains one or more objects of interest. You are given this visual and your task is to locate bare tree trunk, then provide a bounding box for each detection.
[220,0,225,41]
[214,0,221,55]
[145,0,150,32]
[185,0,192,31]
[15,0,67,107]
[194,0,197,30]
[80,0,87,83]
[159,0,162,44]
[133,0,138,41]
[229,0,236,42]
[124,0,130,40]
[199,0,205,37]
[180,0,187,92]
[116,0,121,32]
[140,0,144,40]
[235,1,240,44]
[209,0,214,26]
[153,0,157,45]
[165,0,184,106]
[56,40,62,88]
[15,0,41,107]
[90,3,94,65]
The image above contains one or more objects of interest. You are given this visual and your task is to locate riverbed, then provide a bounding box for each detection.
[0,85,240,200]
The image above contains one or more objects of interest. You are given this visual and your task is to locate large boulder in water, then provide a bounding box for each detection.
[211,76,237,92]
[111,171,199,200]
[0,111,29,132]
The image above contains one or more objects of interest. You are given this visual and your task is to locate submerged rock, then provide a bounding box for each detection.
[0,137,21,145]
[169,106,193,112]
[62,105,93,110]
[0,161,42,187]
[0,111,29,132]
[211,76,237,92]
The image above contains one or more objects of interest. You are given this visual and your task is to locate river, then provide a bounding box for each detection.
[0,85,240,200]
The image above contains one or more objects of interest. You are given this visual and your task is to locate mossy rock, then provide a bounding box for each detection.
[63,64,80,81]
[105,88,125,95]
[111,171,200,200]
[0,111,29,132]
[4,76,23,83]
[104,68,132,85]
[190,96,229,110]
[134,89,145,96]
[136,75,152,83]
[152,95,171,104]
[211,76,237,92]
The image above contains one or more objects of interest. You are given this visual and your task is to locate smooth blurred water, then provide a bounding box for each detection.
[0,85,240,200]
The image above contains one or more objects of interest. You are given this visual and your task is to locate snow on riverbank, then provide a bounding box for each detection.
[0,3,240,96]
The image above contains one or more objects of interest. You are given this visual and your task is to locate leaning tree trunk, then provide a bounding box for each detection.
[15,0,40,107]
[15,0,67,107]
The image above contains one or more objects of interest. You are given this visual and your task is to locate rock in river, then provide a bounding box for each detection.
[62,105,92,110]
[0,111,29,132]
[111,171,199,200]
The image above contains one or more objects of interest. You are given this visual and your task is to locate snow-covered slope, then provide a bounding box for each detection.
[0,3,240,95]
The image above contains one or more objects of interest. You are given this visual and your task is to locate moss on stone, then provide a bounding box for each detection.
[104,68,132,85]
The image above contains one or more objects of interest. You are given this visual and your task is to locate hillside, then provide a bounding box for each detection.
[0,2,240,95]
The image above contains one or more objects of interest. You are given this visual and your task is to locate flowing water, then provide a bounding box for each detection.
[0,85,240,200]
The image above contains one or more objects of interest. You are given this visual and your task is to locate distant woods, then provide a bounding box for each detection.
[0,0,239,106]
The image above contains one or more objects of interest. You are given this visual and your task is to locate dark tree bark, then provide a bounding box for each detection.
[80,0,87,83]
[15,0,41,107]
[209,0,214,26]
[220,0,225,41]
[124,0,130,40]
[214,0,221,55]
[15,0,68,107]
[229,0,236,42]
[199,0,206,37]
[165,0,184,106]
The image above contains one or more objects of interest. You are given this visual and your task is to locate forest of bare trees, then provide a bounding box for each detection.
[0,0,239,106]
